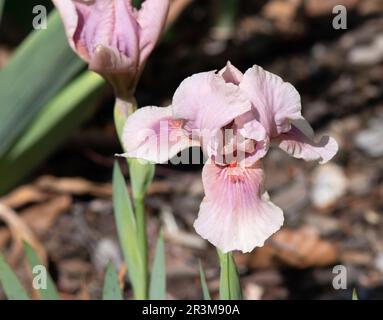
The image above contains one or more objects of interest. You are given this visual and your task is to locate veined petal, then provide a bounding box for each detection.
[112,0,140,63]
[194,162,284,253]
[173,71,252,133]
[82,1,114,53]
[235,113,269,166]
[290,116,315,139]
[137,0,170,63]
[53,0,90,60]
[121,106,198,163]
[219,61,244,85]
[235,113,268,142]
[207,119,269,167]
[275,125,338,164]
[89,44,135,74]
[54,0,141,71]
[239,65,302,137]
[83,0,139,67]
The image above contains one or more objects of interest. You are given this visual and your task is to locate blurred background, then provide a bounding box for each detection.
[0,0,382,300]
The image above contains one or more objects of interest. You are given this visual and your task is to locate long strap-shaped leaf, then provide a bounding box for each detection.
[218,250,242,300]
[0,252,30,300]
[0,0,5,24]
[113,162,146,299]
[23,242,60,300]
[103,262,123,300]
[0,72,104,194]
[199,261,211,300]
[149,232,166,300]
[0,10,84,156]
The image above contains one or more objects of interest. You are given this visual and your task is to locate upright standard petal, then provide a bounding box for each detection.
[53,0,90,60]
[172,71,251,146]
[275,125,338,164]
[137,0,170,63]
[121,106,198,163]
[219,61,244,85]
[239,65,302,137]
[206,115,269,167]
[235,118,270,167]
[194,162,284,253]
[54,0,141,97]
[81,0,139,71]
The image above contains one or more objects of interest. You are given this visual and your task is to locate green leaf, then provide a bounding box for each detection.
[114,99,153,300]
[0,10,85,156]
[103,262,123,300]
[211,0,237,43]
[128,159,155,201]
[149,232,166,300]
[0,0,5,23]
[113,162,145,299]
[0,71,104,195]
[198,261,211,300]
[352,288,358,300]
[218,250,242,300]
[23,242,60,300]
[0,252,30,300]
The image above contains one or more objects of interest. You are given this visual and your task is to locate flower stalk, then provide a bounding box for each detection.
[218,250,242,300]
[114,97,153,299]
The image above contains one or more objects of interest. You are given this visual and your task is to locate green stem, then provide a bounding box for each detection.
[114,97,137,138]
[218,250,242,300]
[134,196,148,296]
[114,97,149,299]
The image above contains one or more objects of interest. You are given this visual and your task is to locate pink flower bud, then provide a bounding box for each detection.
[53,0,169,98]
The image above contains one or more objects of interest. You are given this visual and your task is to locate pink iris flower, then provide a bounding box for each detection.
[53,0,170,97]
[121,62,338,253]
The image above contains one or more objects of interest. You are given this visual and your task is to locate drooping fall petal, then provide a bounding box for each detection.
[121,106,198,163]
[239,65,302,137]
[194,162,284,253]
[275,125,338,164]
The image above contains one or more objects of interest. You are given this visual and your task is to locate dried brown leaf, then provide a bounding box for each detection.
[0,185,49,209]
[0,204,47,265]
[245,227,339,269]
[35,176,112,197]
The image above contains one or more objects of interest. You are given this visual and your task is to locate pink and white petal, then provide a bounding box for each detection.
[239,65,302,137]
[81,0,115,53]
[238,139,269,167]
[89,45,135,74]
[290,116,315,140]
[75,1,137,61]
[194,162,284,253]
[173,71,251,133]
[236,115,268,142]
[121,106,197,163]
[275,126,338,164]
[234,115,269,166]
[205,129,233,166]
[137,0,170,63]
[219,61,244,85]
[53,0,87,58]
[113,0,140,62]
